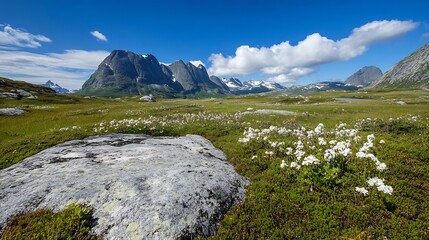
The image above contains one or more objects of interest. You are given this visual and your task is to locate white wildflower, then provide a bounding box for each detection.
[238,138,250,143]
[367,134,375,142]
[302,155,320,166]
[280,160,287,168]
[368,177,384,187]
[296,140,304,150]
[290,161,300,169]
[379,140,385,144]
[318,137,327,146]
[355,187,369,196]
[376,162,388,171]
[356,151,366,158]
[294,150,305,160]
[377,185,393,195]
[265,151,274,156]
[251,155,257,160]
[286,147,293,155]
[324,149,336,161]
[314,123,325,134]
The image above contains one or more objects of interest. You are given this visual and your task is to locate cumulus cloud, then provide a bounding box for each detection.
[0,24,51,48]
[208,20,418,83]
[90,30,108,41]
[189,60,205,67]
[0,50,110,90]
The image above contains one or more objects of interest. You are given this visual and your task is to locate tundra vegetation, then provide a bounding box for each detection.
[1,89,428,239]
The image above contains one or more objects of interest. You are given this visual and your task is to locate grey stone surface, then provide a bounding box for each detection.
[16,89,33,97]
[140,94,155,102]
[0,134,249,239]
[0,108,26,116]
[0,92,19,99]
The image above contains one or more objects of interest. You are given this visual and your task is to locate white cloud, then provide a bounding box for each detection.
[0,50,110,90]
[90,30,108,42]
[0,24,51,48]
[209,20,418,83]
[189,60,205,67]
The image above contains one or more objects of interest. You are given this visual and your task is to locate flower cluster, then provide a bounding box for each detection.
[93,111,246,133]
[355,177,393,196]
[59,126,80,132]
[239,122,392,196]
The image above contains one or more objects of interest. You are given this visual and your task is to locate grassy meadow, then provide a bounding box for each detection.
[1,89,429,239]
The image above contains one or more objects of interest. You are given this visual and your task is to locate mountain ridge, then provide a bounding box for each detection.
[370,42,429,89]
[80,50,285,97]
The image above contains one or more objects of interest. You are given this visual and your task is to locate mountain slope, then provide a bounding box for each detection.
[370,42,429,89]
[167,61,222,94]
[344,66,382,87]
[81,50,182,97]
[0,77,56,99]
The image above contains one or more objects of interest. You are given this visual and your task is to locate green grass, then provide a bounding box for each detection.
[1,89,429,239]
[0,204,96,240]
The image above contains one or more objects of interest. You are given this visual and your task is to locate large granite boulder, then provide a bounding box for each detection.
[0,134,249,239]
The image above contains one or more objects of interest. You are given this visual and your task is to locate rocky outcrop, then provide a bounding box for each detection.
[370,42,429,89]
[0,134,249,239]
[0,77,55,99]
[344,66,382,87]
[0,108,26,116]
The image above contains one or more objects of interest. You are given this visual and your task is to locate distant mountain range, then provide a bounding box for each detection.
[370,42,429,89]
[277,82,359,96]
[80,50,284,97]
[41,80,71,94]
[80,42,429,97]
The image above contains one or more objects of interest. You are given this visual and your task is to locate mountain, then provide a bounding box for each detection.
[279,82,359,95]
[81,50,284,97]
[41,80,71,94]
[221,77,243,89]
[370,42,429,89]
[208,76,230,91]
[344,66,382,87]
[167,61,222,94]
[81,50,230,97]
[244,80,285,90]
[81,50,183,97]
[218,78,285,94]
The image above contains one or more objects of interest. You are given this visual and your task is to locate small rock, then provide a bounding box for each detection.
[140,94,155,102]
[0,108,26,116]
[396,101,407,105]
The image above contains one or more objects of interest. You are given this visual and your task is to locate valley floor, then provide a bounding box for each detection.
[1,89,428,239]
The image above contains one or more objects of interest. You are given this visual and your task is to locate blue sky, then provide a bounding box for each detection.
[0,0,428,90]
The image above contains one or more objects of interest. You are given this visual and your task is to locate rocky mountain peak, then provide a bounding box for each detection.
[344,66,382,87]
